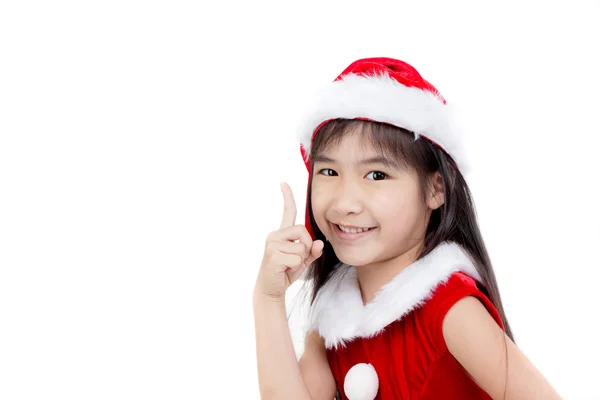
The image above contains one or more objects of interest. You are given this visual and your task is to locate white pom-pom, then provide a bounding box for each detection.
[343,363,379,400]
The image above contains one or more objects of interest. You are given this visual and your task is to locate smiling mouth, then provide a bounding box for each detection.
[335,224,376,234]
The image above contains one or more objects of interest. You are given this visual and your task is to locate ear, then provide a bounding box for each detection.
[426,171,445,210]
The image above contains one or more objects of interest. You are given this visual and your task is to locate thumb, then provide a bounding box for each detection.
[306,240,325,265]
[286,240,325,285]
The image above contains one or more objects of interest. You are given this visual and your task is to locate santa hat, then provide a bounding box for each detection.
[297,57,467,238]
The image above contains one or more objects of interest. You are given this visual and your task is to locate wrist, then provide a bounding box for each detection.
[253,287,286,307]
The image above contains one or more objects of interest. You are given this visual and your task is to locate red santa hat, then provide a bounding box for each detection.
[297,57,467,238]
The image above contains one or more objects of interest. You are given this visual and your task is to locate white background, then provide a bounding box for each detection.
[1,1,599,399]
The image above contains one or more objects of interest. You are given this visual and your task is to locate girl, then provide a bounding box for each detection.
[253,58,562,399]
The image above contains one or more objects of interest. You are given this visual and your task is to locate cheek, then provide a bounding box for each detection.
[375,187,425,229]
[310,182,330,225]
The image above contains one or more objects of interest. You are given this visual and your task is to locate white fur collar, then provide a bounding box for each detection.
[307,242,481,349]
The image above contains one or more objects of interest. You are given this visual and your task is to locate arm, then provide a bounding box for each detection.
[253,292,312,400]
[253,292,336,400]
[299,330,337,400]
[442,296,563,400]
[254,182,335,399]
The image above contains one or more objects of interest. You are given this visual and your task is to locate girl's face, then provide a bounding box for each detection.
[311,130,442,267]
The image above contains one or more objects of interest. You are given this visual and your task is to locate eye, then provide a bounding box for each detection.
[318,168,338,176]
[366,171,387,180]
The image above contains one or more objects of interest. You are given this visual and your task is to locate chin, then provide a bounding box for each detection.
[334,247,378,267]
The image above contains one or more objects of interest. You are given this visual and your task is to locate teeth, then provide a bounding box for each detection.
[338,224,372,234]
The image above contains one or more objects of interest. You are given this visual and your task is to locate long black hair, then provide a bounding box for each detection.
[304,119,515,342]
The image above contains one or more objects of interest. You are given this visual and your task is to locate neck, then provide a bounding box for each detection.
[355,241,424,305]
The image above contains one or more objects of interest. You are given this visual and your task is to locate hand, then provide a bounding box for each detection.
[254,182,324,301]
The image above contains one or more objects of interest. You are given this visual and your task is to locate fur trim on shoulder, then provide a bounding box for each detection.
[305,242,481,349]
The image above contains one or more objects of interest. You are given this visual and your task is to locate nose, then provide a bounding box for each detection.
[332,181,364,216]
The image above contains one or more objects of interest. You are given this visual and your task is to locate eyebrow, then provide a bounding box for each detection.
[312,155,400,169]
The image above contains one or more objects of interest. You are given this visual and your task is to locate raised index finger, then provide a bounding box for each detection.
[280,181,297,229]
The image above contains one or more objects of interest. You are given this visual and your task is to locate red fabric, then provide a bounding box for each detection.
[326,272,504,399]
[335,58,445,104]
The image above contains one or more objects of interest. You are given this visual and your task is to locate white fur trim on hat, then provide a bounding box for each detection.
[307,242,481,349]
[297,73,469,172]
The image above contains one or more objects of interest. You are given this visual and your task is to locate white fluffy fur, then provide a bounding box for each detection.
[297,73,469,172]
[307,242,481,349]
[344,363,379,400]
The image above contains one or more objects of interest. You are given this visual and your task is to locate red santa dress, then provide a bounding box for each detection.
[306,242,505,400]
